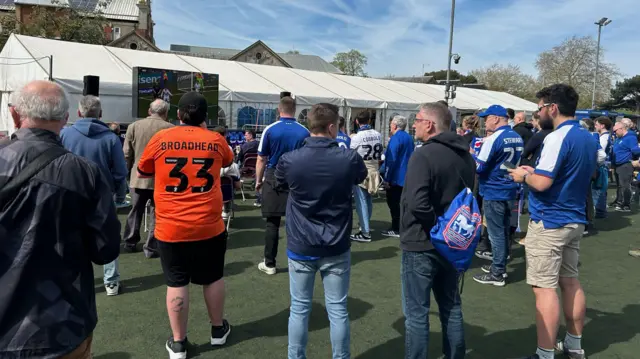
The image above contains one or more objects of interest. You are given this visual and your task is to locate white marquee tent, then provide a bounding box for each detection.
[0,34,538,137]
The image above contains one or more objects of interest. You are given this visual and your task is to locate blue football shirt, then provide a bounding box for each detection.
[258,117,310,168]
[529,120,598,228]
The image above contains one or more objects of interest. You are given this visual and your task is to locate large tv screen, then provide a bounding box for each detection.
[132,67,219,124]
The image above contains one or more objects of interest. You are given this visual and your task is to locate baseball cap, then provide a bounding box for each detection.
[178,91,208,118]
[477,105,508,118]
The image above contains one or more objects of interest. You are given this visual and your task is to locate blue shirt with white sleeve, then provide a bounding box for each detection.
[258,117,310,169]
[529,120,598,228]
[473,125,523,201]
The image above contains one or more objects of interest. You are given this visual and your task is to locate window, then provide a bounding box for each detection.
[113,27,121,40]
[129,42,138,50]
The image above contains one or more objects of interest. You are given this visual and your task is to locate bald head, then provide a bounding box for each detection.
[514,112,526,125]
[10,80,69,133]
[149,99,170,119]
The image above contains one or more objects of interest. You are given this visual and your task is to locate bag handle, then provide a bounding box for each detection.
[0,144,68,209]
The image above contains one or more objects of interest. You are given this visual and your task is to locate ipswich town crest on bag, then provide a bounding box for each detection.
[430,187,482,273]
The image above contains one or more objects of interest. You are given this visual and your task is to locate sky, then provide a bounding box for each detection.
[152,0,638,79]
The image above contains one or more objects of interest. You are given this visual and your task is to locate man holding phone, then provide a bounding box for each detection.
[471,105,524,287]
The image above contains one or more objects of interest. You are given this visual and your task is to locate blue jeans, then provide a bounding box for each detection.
[401,250,465,359]
[353,185,372,234]
[593,175,608,218]
[483,200,510,277]
[103,258,120,285]
[288,251,351,359]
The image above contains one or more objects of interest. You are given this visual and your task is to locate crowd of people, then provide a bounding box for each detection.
[0,79,637,359]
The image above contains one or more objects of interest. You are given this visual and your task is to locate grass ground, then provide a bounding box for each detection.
[92,191,640,359]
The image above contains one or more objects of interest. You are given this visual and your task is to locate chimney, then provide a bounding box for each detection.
[137,0,150,32]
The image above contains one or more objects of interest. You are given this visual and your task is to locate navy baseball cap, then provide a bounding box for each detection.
[477,105,508,118]
[178,91,208,117]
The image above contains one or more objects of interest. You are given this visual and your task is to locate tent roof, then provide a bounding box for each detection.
[0,34,538,112]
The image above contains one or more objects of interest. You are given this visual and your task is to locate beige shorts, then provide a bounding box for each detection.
[525,220,584,289]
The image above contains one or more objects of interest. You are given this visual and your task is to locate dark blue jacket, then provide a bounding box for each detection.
[276,137,367,258]
[612,131,640,165]
[384,130,414,187]
[60,118,128,192]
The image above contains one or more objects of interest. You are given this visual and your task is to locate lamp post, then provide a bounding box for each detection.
[444,0,456,103]
[591,17,612,109]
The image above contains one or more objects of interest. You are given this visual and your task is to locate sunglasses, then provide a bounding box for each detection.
[537,103,553,111]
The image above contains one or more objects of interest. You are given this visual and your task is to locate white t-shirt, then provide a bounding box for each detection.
[351,128,383,161]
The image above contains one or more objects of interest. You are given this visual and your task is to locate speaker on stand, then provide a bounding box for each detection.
[83,75,100,96]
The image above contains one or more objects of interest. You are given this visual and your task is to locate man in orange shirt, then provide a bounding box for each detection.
[137,92,233,359]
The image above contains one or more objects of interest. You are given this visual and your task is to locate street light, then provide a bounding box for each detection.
[444,0,456,104]
[591,17,612,109]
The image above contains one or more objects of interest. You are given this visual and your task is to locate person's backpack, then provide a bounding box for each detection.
[429,177,482,273]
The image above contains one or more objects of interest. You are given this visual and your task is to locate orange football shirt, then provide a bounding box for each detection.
[137,125,234,242]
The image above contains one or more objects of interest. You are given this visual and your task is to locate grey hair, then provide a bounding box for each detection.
[621,118,633,129]
[419,102,452,132]
[12,81,69,121]
[78,95,102,118]
[391,115,407,130]
[579,120,589,130]
[149,99,170,117]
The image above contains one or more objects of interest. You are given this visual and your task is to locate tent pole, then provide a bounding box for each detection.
[48,55,53,81]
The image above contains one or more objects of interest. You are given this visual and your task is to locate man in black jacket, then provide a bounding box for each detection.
[400,102,474,359]
[0,80,121,358]
[513,112,534,146]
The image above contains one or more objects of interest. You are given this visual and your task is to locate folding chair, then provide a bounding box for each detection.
[240,153,258,201]
[220,176,235,231]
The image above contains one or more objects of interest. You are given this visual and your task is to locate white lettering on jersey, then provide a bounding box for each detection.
[351,129,383,161]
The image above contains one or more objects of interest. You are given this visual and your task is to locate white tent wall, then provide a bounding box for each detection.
[0,34,540,136]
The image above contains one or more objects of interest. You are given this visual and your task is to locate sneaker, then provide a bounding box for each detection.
[630,249,640,258]
[115,201,130,209]
[614,205,630,212]
[472,272,505,287]
[105,282,119,296]
[481,264,508,278]
[475,250,493,261]
[350,231,372,242]
[253,201,261,207]
[381,229,400,238]
[165,337,187,359]
[607,201,619,208]
[555,339,587,359]
[258,261,276,275]
[211,319,231,346]
[222,211,229,220]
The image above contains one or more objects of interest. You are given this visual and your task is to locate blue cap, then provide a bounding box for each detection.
[477,105,508,118]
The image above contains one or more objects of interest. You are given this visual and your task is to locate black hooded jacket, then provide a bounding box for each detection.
[513,122,534,146]
[400,131,476,252]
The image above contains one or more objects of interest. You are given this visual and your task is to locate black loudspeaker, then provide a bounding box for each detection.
[83,75,100,96]
[280,91,292,99]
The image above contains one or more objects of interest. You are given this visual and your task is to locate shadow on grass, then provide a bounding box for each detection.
[190,297,374,357]
[94,352,132,359]
[357,304,640,358]
[593,211,632,232]
[352,246,399,266]
[94,261,253,294]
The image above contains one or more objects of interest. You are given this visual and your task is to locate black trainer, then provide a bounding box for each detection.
[166,337,188,359]
[473,272,506,287]
[211,319,231,346]
[350,231,372,243]
[481,264,507,278]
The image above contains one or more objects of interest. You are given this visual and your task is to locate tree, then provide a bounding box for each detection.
[0,0,109,49]
[469,64,538,101]
[423,70,477,84]
[536,35,620,108]
[331,49,367,77]
[600,75,640,113]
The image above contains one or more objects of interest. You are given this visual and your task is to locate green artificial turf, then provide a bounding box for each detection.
[92,191,640,359]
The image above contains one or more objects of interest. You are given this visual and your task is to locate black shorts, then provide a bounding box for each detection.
[157,231,228,287]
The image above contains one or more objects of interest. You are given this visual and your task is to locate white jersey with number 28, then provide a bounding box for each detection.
[351,128,383,162]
